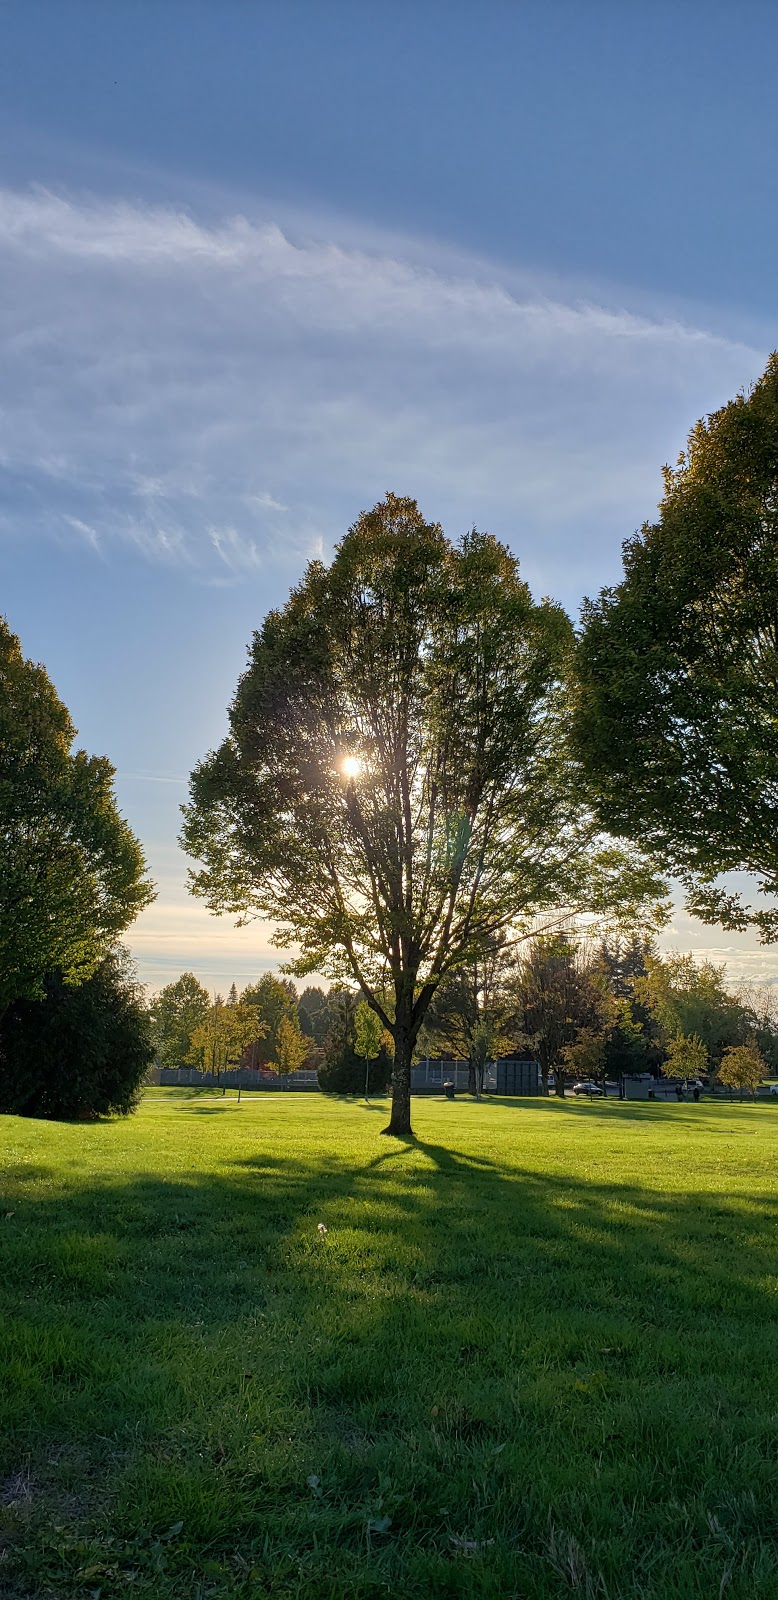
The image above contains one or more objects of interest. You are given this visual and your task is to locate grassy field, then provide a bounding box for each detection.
[1,1091,776,1600]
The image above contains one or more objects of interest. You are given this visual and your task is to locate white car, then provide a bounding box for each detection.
[769,1083,778,1096]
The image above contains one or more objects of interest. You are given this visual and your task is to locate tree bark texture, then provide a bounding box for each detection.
[383,1020,414,1136]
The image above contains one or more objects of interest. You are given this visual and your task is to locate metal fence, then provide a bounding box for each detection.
[158,1067,320,1091]
[410,1057,543,1095]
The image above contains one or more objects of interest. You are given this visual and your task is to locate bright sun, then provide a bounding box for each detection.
[341,755,362,778]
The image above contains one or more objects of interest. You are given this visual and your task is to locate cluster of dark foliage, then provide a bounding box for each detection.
[0,949,153,1120]
[317,1042,393,1095]
[315,984,392,1094]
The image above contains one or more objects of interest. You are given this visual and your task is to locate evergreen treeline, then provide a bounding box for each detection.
[148,937,778,1097]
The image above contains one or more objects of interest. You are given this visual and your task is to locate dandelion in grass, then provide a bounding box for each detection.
[317,1222,328,1237]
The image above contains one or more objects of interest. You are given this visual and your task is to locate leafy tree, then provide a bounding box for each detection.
[318,987,392,1094]
[665,1032,708,1085]
[0,618,154,1016]
[183,495,663,1136]
[561,1026,608,1085]
[519,934,613,1095]
[148,971,210,1069]
[189,1000,264,1075]
[274,1013,310,1078]
[241,974,298,1064]
[638,953,745,1070]
[575,355,778,939]
[734,983,778,1074]
[596,934,663,1075]
[0,947,153,1118]
[354,999,385,1100]
[298,985,333,1045]
[419,938,519,1098]
[717,1042,766,1099]
[602,999,650,1079]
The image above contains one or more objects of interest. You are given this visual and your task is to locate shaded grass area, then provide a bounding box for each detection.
[1,1093,776,1599]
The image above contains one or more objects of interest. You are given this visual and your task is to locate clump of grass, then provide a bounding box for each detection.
[1,1092,776,1597]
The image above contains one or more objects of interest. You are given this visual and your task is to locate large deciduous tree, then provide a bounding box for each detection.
[148,971,211,1068]
[638,952,746,1072]
[574,355,778,938]
[0,618,154,1015]
[182,495,661,1136]
[518,933,613,1096]
[241,973,299,1066]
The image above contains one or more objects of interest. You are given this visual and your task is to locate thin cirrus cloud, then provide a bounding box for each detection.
[0,184,766,603]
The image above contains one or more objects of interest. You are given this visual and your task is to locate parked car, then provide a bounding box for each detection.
[769,1083,778,1096]
[573,1080,604,1096]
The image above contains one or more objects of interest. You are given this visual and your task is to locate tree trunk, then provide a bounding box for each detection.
[468,1061,477,1097]
[555,1066,566,1098]
[383,1025,413,1137]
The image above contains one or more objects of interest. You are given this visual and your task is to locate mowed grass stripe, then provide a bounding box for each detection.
[1,1093,776,1599]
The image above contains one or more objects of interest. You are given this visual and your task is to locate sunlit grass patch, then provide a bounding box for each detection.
[1,1093,776,1598]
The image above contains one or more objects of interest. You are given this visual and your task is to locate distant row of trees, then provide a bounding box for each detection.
[148,935,778,1100]
[420,931,777,1096]
[147,971,394,1093]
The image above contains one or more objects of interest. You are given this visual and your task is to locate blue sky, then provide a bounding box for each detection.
[2,1,777,992]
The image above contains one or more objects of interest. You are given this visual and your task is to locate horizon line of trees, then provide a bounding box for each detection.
[148,935,778,1100]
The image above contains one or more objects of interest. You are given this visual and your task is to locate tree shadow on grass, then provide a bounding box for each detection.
[1,1125,776,1599]
[484,1095,776,1127]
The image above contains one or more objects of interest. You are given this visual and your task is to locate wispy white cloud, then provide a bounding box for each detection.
[0,184,767,600]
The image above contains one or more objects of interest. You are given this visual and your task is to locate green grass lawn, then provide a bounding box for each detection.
[1,1092,776,1600]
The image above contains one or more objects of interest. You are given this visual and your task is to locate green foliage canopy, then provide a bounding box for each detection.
[575,356,778,938]
[665,1032,708,1084]
[148,971,210,1069]
[0,618,154,1013]
[241,974,298,1064]
[297,985,332,1045]
[188,1000,264,1074]
[0,947,153,1118]
[639,953,746,1069]
[275,1013,310,1077]
[353,1000,384,1062]
[318,986,393,1095]
[717,1042,766,1097]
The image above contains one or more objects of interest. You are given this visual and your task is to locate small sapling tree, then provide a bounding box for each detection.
[148,972,210,1068]
[354,1000,384,1100]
